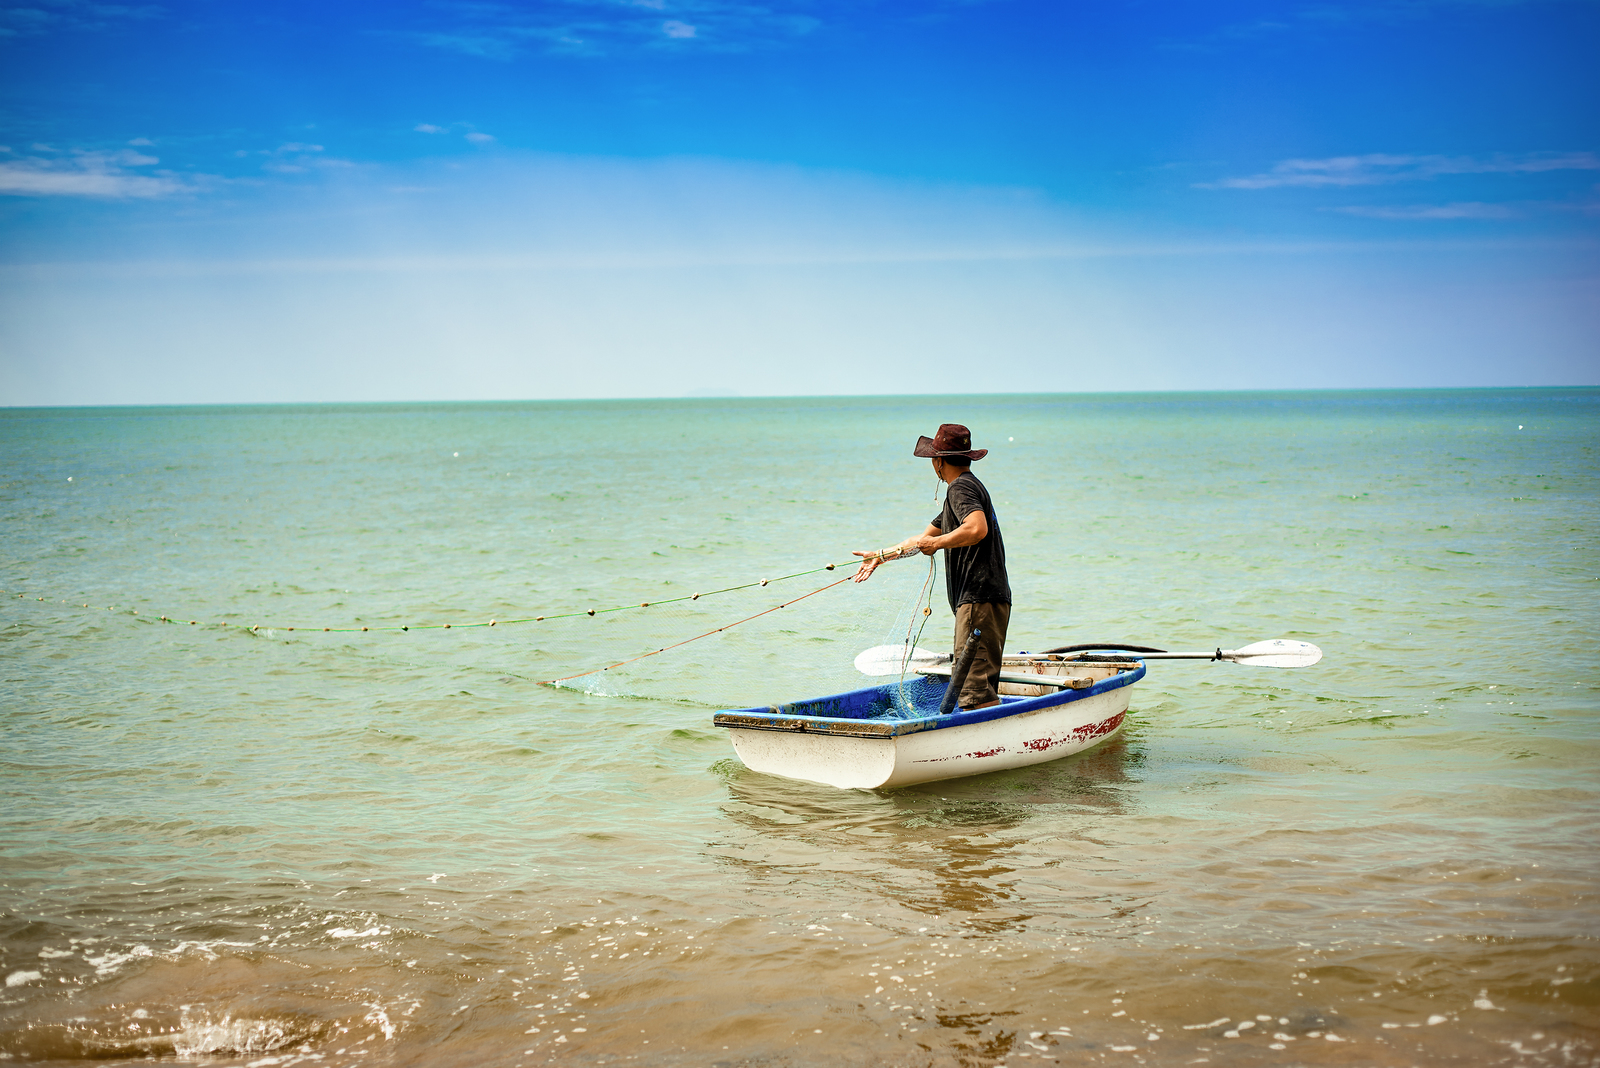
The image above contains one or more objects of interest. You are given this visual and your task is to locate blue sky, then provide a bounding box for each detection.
[1,0,1596,404]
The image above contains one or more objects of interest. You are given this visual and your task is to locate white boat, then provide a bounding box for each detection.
[712,654,1146,790]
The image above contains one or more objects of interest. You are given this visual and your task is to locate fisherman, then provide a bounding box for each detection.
[853,423,1011,709]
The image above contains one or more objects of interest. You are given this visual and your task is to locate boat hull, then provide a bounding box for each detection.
[726,688,1130,789]
[715,657,1144,790]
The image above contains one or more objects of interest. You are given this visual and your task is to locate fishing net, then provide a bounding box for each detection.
[536,552,945,712]
[5,547,954,715]
[2,557,954,725]
[7,454,960,714]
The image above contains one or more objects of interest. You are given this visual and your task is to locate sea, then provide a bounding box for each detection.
[1,388,1596,1067]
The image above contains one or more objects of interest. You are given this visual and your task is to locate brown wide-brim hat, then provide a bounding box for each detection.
[913,423,987,461]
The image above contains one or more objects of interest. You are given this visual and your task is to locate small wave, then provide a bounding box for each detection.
[327,925,389,940]
[0,1008,325,1063]
[82,944,154,976]
[364,1003,396,1041]
[173,1007,324,1058]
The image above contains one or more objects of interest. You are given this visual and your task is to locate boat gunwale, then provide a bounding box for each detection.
[712,659,1147,738]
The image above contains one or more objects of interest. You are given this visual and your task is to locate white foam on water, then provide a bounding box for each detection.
[82,944,154,976]
[364,1004,396,1041]
[5,970,42,987]
[551,675,637,699]
[170,939,259,961]
[172,1007,310,1058]
[327,926,388,939]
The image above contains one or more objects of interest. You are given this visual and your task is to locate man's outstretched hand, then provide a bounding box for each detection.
[852,550,885,583]
[852,539,937,582]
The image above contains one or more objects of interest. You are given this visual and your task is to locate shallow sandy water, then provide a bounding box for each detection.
[1,389,1595,1066]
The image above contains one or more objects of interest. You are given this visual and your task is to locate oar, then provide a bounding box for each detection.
[856,638,1322,675]
[853,644,949,676]
[1029,638,1323,668]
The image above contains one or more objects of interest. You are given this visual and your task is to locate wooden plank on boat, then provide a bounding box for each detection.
[712,712,903,738]
[916,666,1094,689]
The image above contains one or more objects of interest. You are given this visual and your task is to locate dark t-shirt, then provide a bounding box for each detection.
[932,471,1011,611]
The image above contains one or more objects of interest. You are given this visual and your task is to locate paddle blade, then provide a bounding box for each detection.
[854,644,946,676]
[1227,639,1323,668]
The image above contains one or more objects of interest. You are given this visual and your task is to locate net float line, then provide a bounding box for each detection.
[0,556,884,635]
[543,574,855,686]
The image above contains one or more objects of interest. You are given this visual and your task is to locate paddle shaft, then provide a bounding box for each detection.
[1023,649,1290,663]
[1041,643,1166,655]
[1024,652,1248,658]
[859,638,1321,676]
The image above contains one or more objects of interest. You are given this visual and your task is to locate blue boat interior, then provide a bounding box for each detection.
[712,661,1146,739]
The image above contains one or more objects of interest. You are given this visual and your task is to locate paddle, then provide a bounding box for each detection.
[1031,638,1323,668]
[855,638,1321,675]
[853,644,949,676]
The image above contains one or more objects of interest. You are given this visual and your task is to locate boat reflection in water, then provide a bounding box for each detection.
[710,735,1153,1063]
[716,731,1143,925]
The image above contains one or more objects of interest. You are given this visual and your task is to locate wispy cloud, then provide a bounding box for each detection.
[0,145,200,197]
[406,0,821,59]
[1171,0,1591,51]
[1201,151,1600,189]
[233,142,358,175]
[1330,201,1519,219]
[0,0,163,37]
[413,122,498,145]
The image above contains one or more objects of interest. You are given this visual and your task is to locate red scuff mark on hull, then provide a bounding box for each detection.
[1074,711,1124,741]
[912,712,1126,764]
[1023,712,1124,753]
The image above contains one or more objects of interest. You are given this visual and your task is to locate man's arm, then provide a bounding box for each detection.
[852,510,988,582]
[852,524,941,582]
[921,507,988,551]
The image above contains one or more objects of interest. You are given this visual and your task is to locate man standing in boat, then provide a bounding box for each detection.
[853,423,1011,710]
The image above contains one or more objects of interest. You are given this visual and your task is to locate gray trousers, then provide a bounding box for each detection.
[954,602,1010,709]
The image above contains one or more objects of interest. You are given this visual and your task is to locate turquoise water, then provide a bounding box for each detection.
[1,389,1596,1066]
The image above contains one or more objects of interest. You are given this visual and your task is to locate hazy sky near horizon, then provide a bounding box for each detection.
[1,0,1596,405]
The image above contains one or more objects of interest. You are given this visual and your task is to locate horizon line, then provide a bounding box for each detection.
[4,383,1597,413]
